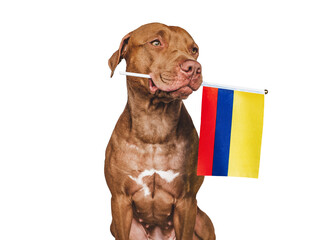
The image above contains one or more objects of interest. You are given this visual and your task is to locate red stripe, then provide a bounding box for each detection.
[197,87,218,176]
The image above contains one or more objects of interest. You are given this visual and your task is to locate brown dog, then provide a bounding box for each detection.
[105,23,215,240]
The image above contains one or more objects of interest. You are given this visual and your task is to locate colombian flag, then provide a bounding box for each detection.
[197,86,264,178]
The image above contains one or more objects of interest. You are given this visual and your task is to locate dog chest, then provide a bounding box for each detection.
[129,169,180,197]
[129,169,182,223]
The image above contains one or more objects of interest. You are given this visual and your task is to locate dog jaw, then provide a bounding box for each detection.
[148,72,202,99]
[148,78,158,94]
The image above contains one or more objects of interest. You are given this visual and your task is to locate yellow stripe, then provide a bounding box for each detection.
[228,91,264,178]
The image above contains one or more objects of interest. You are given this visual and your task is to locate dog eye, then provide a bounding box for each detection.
[151,40,161,46]
[192,47,198,54]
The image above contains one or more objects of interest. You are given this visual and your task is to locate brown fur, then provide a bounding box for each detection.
[105,23,215,240]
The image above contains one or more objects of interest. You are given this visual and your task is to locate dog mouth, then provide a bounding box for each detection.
[148,73,201,98]
[148,78,159,94]
[148,77,196,100]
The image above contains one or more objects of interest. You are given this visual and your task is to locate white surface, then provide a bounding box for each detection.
[1,0,320,239]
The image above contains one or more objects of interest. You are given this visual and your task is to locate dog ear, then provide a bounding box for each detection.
[108,33,131,78]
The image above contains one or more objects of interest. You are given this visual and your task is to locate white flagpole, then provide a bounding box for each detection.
[119,71,151,79]
[119,71,268,95]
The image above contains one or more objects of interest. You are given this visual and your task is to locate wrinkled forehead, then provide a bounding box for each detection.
[130,23,196,46]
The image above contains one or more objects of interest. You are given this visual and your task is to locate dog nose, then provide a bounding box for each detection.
[180,60,201,77]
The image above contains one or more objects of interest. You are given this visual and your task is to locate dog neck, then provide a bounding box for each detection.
[126,80,183,144]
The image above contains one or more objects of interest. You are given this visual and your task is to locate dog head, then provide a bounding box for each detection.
[109,23,202,100]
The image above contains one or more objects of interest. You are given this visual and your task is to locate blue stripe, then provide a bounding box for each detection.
[212,89,234,176]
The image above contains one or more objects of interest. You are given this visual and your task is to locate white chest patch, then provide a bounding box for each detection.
[129,169,179,196]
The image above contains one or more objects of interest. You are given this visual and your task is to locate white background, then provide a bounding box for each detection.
[1,0,319,239]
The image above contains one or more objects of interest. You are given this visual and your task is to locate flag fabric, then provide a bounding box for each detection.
[197,86,264,178]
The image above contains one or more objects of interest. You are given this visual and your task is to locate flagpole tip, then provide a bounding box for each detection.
[264,89,268,95]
